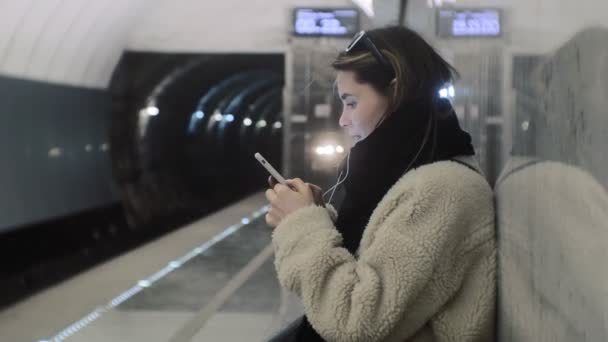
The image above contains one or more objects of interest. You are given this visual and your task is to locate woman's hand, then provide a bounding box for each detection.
[308,183,325,208]
[265,178,322,227]
[268,176,325,207]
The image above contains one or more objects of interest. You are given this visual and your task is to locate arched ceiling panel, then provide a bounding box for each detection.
[45,0,115,86]
[0,0,372,89]
[0,0,35,68]
[26,0,90,79]
[0,0,151,89]
[127,0,367,53]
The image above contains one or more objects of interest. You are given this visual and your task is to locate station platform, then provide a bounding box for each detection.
[0,193,302,342]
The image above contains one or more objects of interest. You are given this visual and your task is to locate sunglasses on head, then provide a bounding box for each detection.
[345,30,393,73]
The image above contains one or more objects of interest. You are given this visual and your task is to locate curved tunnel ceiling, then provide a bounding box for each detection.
[0,0,150,88]
[0,0,366,89]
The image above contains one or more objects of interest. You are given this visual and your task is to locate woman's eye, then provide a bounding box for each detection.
[345,102,357,108]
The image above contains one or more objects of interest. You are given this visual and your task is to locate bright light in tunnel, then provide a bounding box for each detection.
[48,147,62,158]
[257,120,267,128]
[195,110,204,119]
[224,114,235,122]
[273,122,282,129]
[213,113,223,122]
[314,143,345,157]
[244,118,253,126]
[439,85,455,99]
[315,145,338,156]
[144,106,159,116]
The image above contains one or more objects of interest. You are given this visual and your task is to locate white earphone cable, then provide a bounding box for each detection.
[322,150,351,205]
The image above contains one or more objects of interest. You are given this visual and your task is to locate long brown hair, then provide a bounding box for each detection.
[332,25,459,161]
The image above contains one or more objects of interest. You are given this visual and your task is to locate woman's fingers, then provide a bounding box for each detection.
[268,205,284,219]
[307,183,325,206]
[286,178,312,198]
[268,176,278,188]
[265,206,284,227]
[308,183,323,192]
[265,188,277,204]
[273,183,290,194]
[265,212,279,227]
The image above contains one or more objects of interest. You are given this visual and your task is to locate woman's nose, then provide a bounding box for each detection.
[339,111,350,127]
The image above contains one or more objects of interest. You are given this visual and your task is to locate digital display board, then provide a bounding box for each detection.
[292,8,359,37]
[436,9,502,38]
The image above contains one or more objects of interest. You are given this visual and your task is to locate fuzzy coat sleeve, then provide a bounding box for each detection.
[271,169,494,342]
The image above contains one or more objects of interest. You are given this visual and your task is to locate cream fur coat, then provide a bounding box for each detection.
[272,157,496,342]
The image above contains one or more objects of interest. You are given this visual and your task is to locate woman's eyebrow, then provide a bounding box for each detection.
[340,93,355,100]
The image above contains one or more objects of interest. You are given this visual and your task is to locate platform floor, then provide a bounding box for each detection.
[0,193,303,342]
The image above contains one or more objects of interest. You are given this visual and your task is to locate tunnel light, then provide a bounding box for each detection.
[256,120,267,128]
[273,122,282,129]
[521,120,530,131]
[144,106,159,116]
[315,145,339,156]
[241,218,250,224]
[315,143,345,156]
[168,261,181,269]
[195,110,204,119]
[85,144,93,152]
[224,114,235,122]
[439,85,455,99]
[100,143,109,152]
[213,113,223,122]
[243,118,253,126]
[48,147,62,158]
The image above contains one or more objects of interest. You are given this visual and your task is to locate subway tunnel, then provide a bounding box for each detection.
[110,53,284,226]
[0,1,607,341]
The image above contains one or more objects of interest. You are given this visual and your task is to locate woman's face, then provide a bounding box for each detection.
[336,70,389,143]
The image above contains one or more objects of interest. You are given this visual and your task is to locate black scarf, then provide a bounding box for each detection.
[294,98,475,342]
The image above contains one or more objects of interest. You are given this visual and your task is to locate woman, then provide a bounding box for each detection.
[265,26,496,342]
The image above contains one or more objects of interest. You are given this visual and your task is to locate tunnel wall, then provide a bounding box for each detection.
[0,75,117,233]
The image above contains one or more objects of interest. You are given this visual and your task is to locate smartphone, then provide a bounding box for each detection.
[254,153,287,185]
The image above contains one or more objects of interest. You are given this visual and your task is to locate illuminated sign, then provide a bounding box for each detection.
[437,9,502,38]
[293,8,359,37]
